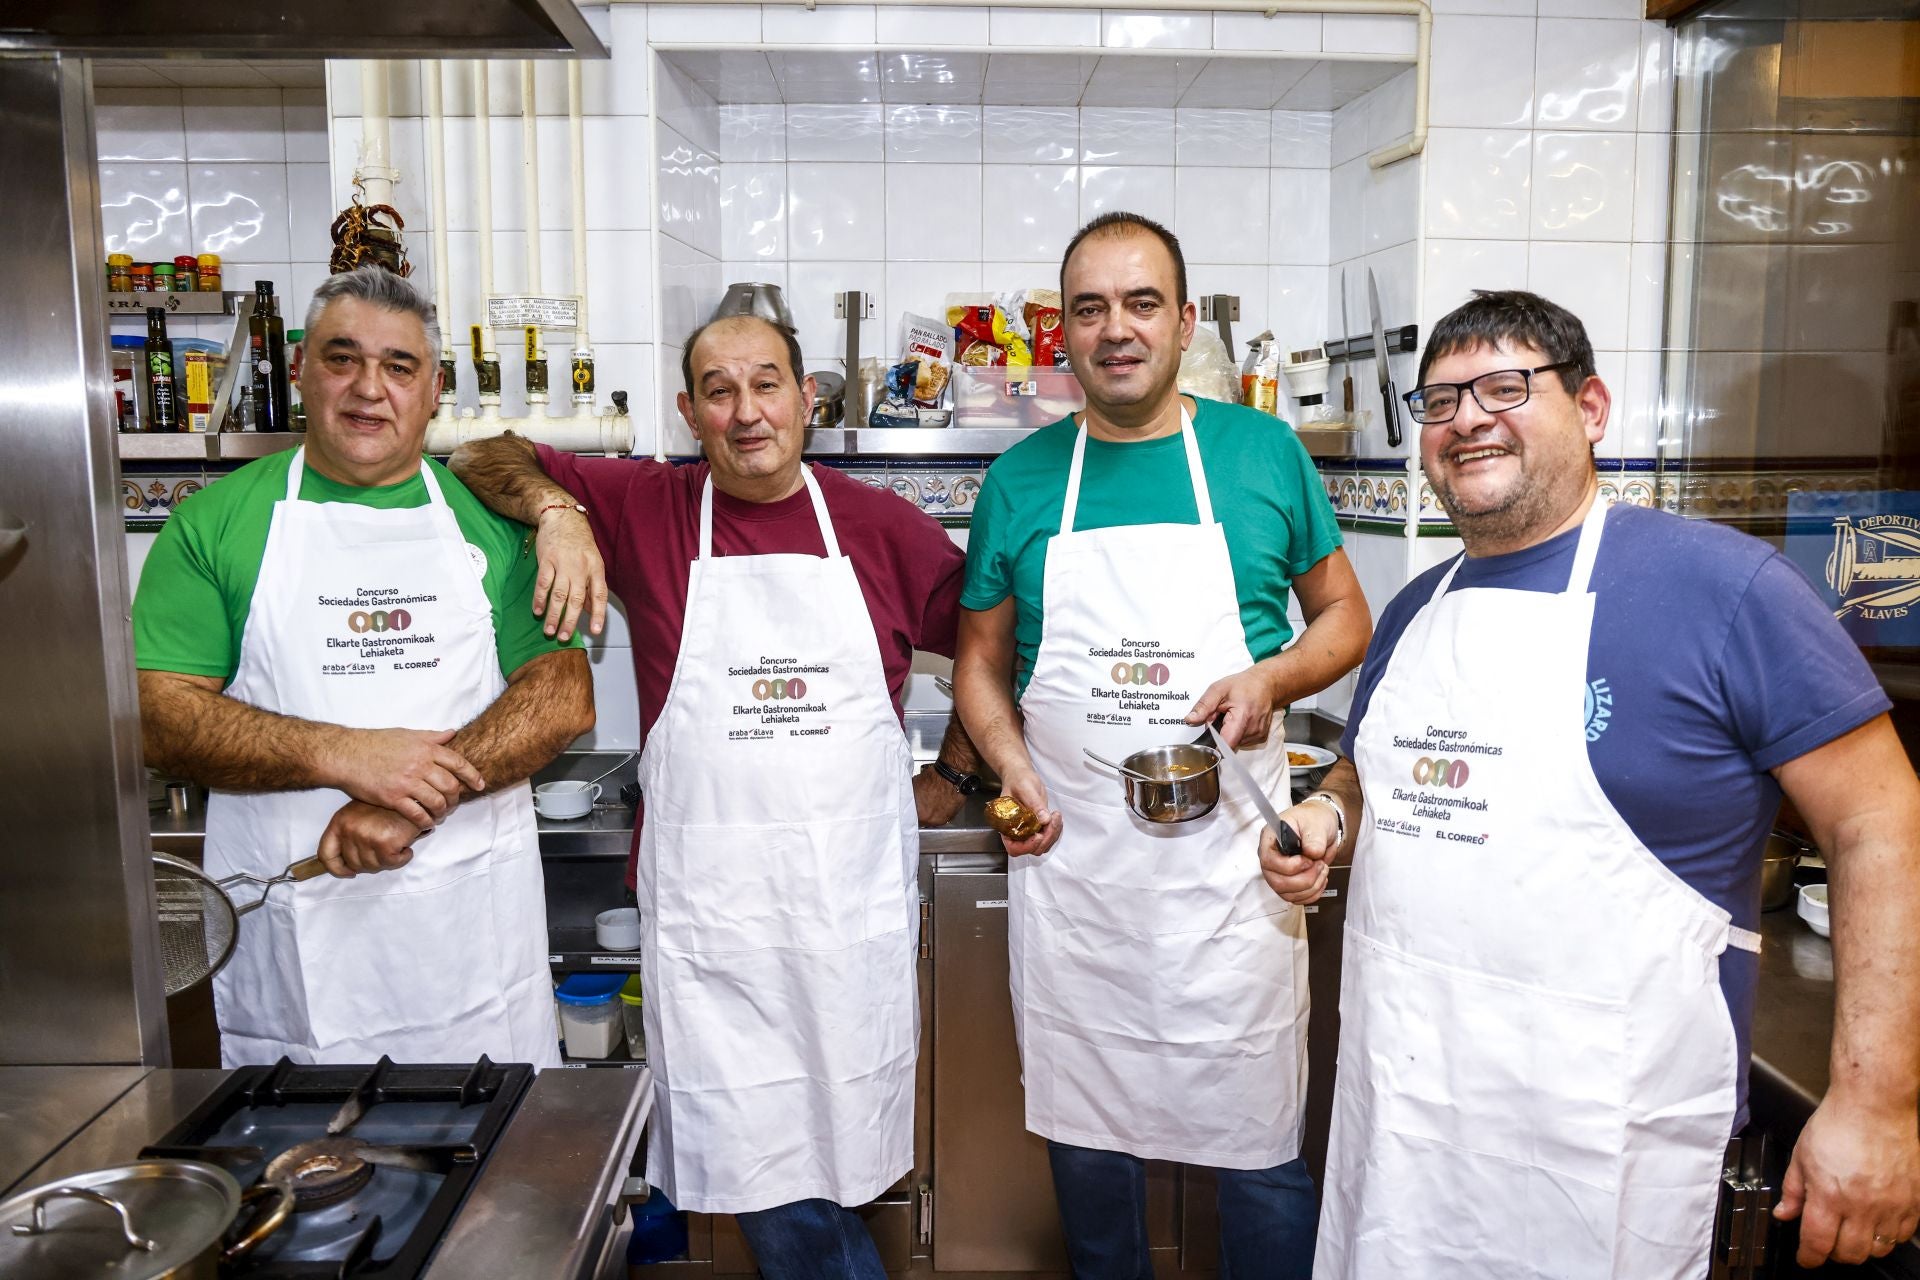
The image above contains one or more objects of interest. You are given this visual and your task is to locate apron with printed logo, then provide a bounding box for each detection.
[1318,499,1752,1279]
[636,468,919,1214]
[205,449,557,1069]
[1013,411,1308,1169]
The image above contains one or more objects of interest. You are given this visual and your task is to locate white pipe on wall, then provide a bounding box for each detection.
[472,60,501,417]
[520,61,543,297]
[425,414,633,456]
[424,60,455,417]
[568,60,596,418]
[358,63,396,208]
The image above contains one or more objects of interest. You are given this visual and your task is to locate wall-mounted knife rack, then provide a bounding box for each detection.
[1325,324,1420,364]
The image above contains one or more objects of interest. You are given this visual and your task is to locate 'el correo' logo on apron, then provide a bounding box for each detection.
[750,677,808,701]
[1110,661,1171,687]
[347,609,412,634]
[1411,756,1471,788]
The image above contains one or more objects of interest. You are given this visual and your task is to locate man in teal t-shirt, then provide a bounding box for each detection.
[953,213,1371,1277]
[133,267,592,1067]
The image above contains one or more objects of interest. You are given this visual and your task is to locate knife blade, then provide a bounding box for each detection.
[1208,725,1301,857]
[1368,268,1402,448]
[1339,268,1353,414]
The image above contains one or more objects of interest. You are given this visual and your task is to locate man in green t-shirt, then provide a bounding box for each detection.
[953,213,1371,1275]
[133,267,591,1067]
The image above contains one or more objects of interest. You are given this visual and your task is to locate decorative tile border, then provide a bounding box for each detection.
[830,458,986,528]
[122,468,207,527]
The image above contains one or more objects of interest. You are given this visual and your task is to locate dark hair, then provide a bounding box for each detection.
[1417,290,1595,394]
[1059,211,1189,309]
[680,314,807,396]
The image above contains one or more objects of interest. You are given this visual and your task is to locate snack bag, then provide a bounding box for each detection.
[1025,289,1065,367]
[1240,331,1281,414]
[900,313,954,408]
[869,359,923,428]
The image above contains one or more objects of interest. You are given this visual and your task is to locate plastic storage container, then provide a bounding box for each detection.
[554,973,625,1059]
[951,365,1083,430]
[619,975,645,1061]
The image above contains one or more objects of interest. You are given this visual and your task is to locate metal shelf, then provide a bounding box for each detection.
[118,432,302,462]
[805,423,1357,459]
[549,926,642,971]
[106,290,242,316]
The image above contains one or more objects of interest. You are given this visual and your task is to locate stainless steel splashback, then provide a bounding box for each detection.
[0,55,168,1065]
[0,0,607,58]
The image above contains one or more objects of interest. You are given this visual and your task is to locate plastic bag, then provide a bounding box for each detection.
[1178,324,1240,403]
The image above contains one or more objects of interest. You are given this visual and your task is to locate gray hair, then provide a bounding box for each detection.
[304,266,442,371]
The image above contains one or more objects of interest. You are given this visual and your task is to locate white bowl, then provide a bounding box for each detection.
[596,907,642,952]
[1796,883,1830,938]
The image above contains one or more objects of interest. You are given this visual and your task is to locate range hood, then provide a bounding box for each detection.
[0,0,608,58]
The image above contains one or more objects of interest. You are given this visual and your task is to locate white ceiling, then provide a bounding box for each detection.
[91,59,326,89]
[662,49,1404,111]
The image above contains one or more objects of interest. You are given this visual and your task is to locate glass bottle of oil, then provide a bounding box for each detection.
[249,281,290,433]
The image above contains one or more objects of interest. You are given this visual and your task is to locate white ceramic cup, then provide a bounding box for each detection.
[534,780,600,820]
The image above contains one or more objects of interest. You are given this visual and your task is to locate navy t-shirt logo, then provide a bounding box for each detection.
[1584,677,1613,743]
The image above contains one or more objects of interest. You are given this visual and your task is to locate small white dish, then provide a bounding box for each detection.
[1796,883,1830,938]
[596,907,642,952]
[535,780,600,820]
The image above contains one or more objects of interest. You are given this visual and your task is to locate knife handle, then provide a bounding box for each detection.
[1342,374,1354,414]
[1275,819,1302,858]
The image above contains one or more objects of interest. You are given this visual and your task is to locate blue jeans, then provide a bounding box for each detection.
[1046,1141,1317,1280]
[733,1198,887,1280]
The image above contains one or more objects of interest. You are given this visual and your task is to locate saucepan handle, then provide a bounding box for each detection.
[221,1178,293,1263]
[10,1186,156,1251]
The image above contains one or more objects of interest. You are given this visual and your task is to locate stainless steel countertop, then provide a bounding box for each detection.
[425,1067,652,1280]
[1750,905,1836,1116]
[0,1065,150,1196]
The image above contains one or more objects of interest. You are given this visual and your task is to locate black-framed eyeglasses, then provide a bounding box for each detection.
[1402,361,1580,425]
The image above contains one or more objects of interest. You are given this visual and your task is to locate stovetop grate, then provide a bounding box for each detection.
[139,1056,533,1279]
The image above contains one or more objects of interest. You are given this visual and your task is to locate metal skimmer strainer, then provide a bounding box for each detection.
[151,853,327,996]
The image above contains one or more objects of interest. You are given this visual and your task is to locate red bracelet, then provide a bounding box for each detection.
[536,501,588,519]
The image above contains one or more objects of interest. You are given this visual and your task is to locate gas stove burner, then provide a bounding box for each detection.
[266,1137,376,1210]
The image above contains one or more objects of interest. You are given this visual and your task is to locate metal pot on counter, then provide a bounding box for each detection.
[0,1159,291,1279]
[1761,831,1811,912]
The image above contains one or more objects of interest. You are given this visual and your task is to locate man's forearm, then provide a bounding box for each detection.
[450,649,596,793]
[447,431,577,525]
[1828,825,1920,1111]
[934,712,984,777]
[1258,596,1372,708]
[140,671,344,792]
[954,665,1033,785]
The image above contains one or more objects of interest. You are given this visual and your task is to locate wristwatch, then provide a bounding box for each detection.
[931,759,987,796]
[1300,792,1347,849]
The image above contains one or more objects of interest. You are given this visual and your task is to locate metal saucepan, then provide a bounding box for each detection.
[713,281,794,330]
[1761,831,1809,912]
[1086,743,1221,824]
[0,1159,291,1279]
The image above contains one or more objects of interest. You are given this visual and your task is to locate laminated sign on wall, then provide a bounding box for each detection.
[1786,491,1920,646]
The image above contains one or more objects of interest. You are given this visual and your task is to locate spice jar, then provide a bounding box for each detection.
[173,255,199,292]
[107,254,132,292]
[153,262,176,291]
[130,263,153,291]
[196,253,221,294]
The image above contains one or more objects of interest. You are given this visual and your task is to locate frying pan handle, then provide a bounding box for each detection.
[221,1179,293,1264]
[288,856,329,882]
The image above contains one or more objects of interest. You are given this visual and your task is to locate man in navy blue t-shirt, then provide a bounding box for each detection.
[1261,290,1920,1278]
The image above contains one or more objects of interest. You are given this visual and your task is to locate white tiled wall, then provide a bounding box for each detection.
[1418,7,1675,466]
[96,85,335,345]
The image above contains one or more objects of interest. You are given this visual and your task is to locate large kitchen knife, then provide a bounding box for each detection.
[1367,267,1403,448]
[1208,724,1302,856]
[1339,268,1353,414]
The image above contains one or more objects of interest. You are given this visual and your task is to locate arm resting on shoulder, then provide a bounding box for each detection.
[1188,548,1372,748]
[1771,714,1920,1267]
[447,431,606,641]
[954,600,1061,857]
[138,668,484,828]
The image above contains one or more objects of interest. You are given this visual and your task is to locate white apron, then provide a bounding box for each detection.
[1013,412,1308,1169]
[205,449,557,1069]
[1318,499,1753,1279]
[636,468,919,1215]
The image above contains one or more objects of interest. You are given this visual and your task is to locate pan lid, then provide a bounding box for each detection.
[0,1159,240,1279]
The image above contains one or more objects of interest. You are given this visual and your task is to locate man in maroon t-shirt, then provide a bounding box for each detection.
[450,314,978,1276]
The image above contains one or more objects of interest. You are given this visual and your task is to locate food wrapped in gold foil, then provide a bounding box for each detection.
[985,794,1041,839]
